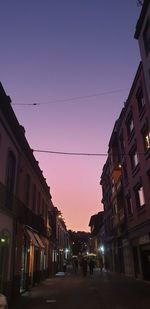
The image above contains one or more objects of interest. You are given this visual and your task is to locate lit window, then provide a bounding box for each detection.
[145,133,150,149]
[126,113,134,138]
[142,126,150,151]
[129,119,134,133]
[130,148,139,170]
[134,153,139,166]
[138,187,145,206]
[135,185,145,208]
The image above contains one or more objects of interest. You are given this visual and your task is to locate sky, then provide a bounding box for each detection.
[0,0,141,232]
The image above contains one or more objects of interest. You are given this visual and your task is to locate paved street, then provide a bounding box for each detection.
[9,267,150,309]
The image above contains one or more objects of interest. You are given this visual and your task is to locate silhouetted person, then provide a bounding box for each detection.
[63,260,67,273]
[99,256,103,272]
[74,258,78,273]
[89,258,95,275]
[82,258,88,277]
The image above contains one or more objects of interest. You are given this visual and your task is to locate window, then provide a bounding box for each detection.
[136,87,145,112]
[126,195,133,215]
[24,174,30,206]
[5,151,16,208]
[134,185,145,208]
[143,19,150,55]
[130,146,139,170]
[142,127,150,151]
[126,112,134,138]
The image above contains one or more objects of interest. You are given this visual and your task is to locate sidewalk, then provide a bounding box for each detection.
[9,270,71,308]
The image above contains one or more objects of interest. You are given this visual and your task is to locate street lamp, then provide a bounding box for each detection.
[100,245,104,253]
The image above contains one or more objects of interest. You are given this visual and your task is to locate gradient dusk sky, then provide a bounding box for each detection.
[0,1,141,231]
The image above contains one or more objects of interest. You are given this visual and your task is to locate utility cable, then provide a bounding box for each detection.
[33,149,146,157]
[12,88,129,106]
[33,149,107,156]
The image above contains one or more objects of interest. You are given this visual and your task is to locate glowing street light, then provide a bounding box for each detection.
[0,238,6,243]
[99,245,104,253]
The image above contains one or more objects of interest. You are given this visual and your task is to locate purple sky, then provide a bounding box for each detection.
[0,1,141,231]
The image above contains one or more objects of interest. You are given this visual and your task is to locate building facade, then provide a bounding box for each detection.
[0,84,19,299]
[49,207,70,273]
[135,0,150,104]
[100,62,150,280]
[0,82,58,300]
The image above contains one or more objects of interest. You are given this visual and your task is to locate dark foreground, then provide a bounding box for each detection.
[10,268,150,309]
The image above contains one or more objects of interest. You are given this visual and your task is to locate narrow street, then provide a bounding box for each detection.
[10,268,150,309]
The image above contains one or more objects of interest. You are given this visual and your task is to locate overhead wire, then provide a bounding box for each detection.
[33,149,107,156]
[33,149,147,157]
[11,88,129,106]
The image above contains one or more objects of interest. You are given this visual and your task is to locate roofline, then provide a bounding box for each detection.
[0,82,51,197]
[134,0,149,39]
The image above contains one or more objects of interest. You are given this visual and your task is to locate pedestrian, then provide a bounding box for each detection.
[82,258,88,277]
[99,256,103,272]
[73,258,78,273]
[89,258,95,275]
[63,260,67,273]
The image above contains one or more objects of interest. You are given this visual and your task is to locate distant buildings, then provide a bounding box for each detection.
[100,0,150,281]
[0,83,70,301]
[88,211,104,267]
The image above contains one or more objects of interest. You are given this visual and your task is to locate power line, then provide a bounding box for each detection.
[33,149,107,156]
[33,149,146,157]
[12,88,129,106]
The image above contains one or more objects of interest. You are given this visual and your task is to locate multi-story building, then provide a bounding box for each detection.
[49,207,70,273]
[119,62,150,280]
[135,0,150,104]
[0,83,20,299]
[101,62,150,280]
[0,82,55,300]
[100,158,114,270]
[104,118,127,274]
[89,211,104,267]
[100,0,150,282]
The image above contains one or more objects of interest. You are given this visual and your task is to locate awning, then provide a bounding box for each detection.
[25,229,39,248]
[34,232,45,249]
